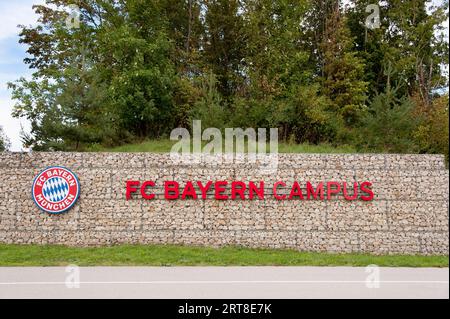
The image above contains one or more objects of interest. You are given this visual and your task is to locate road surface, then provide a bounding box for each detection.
[0,267,448,299]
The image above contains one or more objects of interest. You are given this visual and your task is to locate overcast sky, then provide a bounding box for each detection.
[0,0,448,151]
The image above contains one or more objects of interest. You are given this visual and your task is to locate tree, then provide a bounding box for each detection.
[6,0,448,154]
[414,94,449,160]
[243,0,312,98]
[241,0,338,143]
[161,0,204,75]
[357,83,423,153]
[8,0,113,150]
[320,1,368,128]
[189,72,226,129]
[382,0,448,106]
[347,0,449,105]
[102,0,176,139]
[8,0,176,149]
[346,0,387,98]
[203,0,247,99]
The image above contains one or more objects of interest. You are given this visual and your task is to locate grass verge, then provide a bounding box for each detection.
[0,244,447,267]
[88,139,357,153]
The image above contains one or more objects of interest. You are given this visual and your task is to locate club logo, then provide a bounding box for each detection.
[32,166,80,214]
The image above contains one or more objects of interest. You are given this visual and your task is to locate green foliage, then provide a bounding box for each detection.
[106,28,176,138]
[271,85,340,144]
[321,9,368,127]
[414,94,449,161]
[203,0,247,99]
[243,0,312,98]
[347,0,449,102]
[6,0,449,156]
[357,87,423,153]
[0,126,10,151]
[189,73,226,129]
[228,98,274,129]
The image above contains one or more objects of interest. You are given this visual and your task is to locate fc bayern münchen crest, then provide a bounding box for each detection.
[32,166,80,214]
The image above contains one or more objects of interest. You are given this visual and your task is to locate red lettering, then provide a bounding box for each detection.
[343,182,358,200]
[288,181,304,200]
[215,181,228,200]
[124,180,374,202]
[249,181,264,200]
[231,181,246,200]
[165,181,179,199]
[306,181,324,200]
[140,181,155,200]
[360,182,374,201]
[126,181,140,200]
[197,181,212,199]
[273,181,286,200]
[182,181,198,199]
[327,181,341,200]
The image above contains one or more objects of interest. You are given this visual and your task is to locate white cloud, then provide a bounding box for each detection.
[0,0,44,41]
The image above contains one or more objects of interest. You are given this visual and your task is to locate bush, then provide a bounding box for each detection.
[189,73,226,130]
[356,90,423,153]
[414,94,449,161]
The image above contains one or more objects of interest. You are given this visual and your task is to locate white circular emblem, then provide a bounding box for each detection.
[32,166,80,214]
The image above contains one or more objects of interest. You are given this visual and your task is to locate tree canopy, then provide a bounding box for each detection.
[7,0,449,157]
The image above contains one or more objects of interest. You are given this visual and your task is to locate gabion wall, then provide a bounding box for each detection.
[0,152,448,255]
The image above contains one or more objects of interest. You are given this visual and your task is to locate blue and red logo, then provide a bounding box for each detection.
[32,166,80,214]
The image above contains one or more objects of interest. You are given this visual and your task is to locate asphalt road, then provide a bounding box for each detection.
[0,267,448,299]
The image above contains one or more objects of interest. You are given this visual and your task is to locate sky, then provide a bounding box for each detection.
[0,0,45,151]
[0,0,448,151]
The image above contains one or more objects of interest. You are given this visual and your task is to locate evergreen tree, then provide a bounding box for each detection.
[320,1,368,127]
[358,81,423,153]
